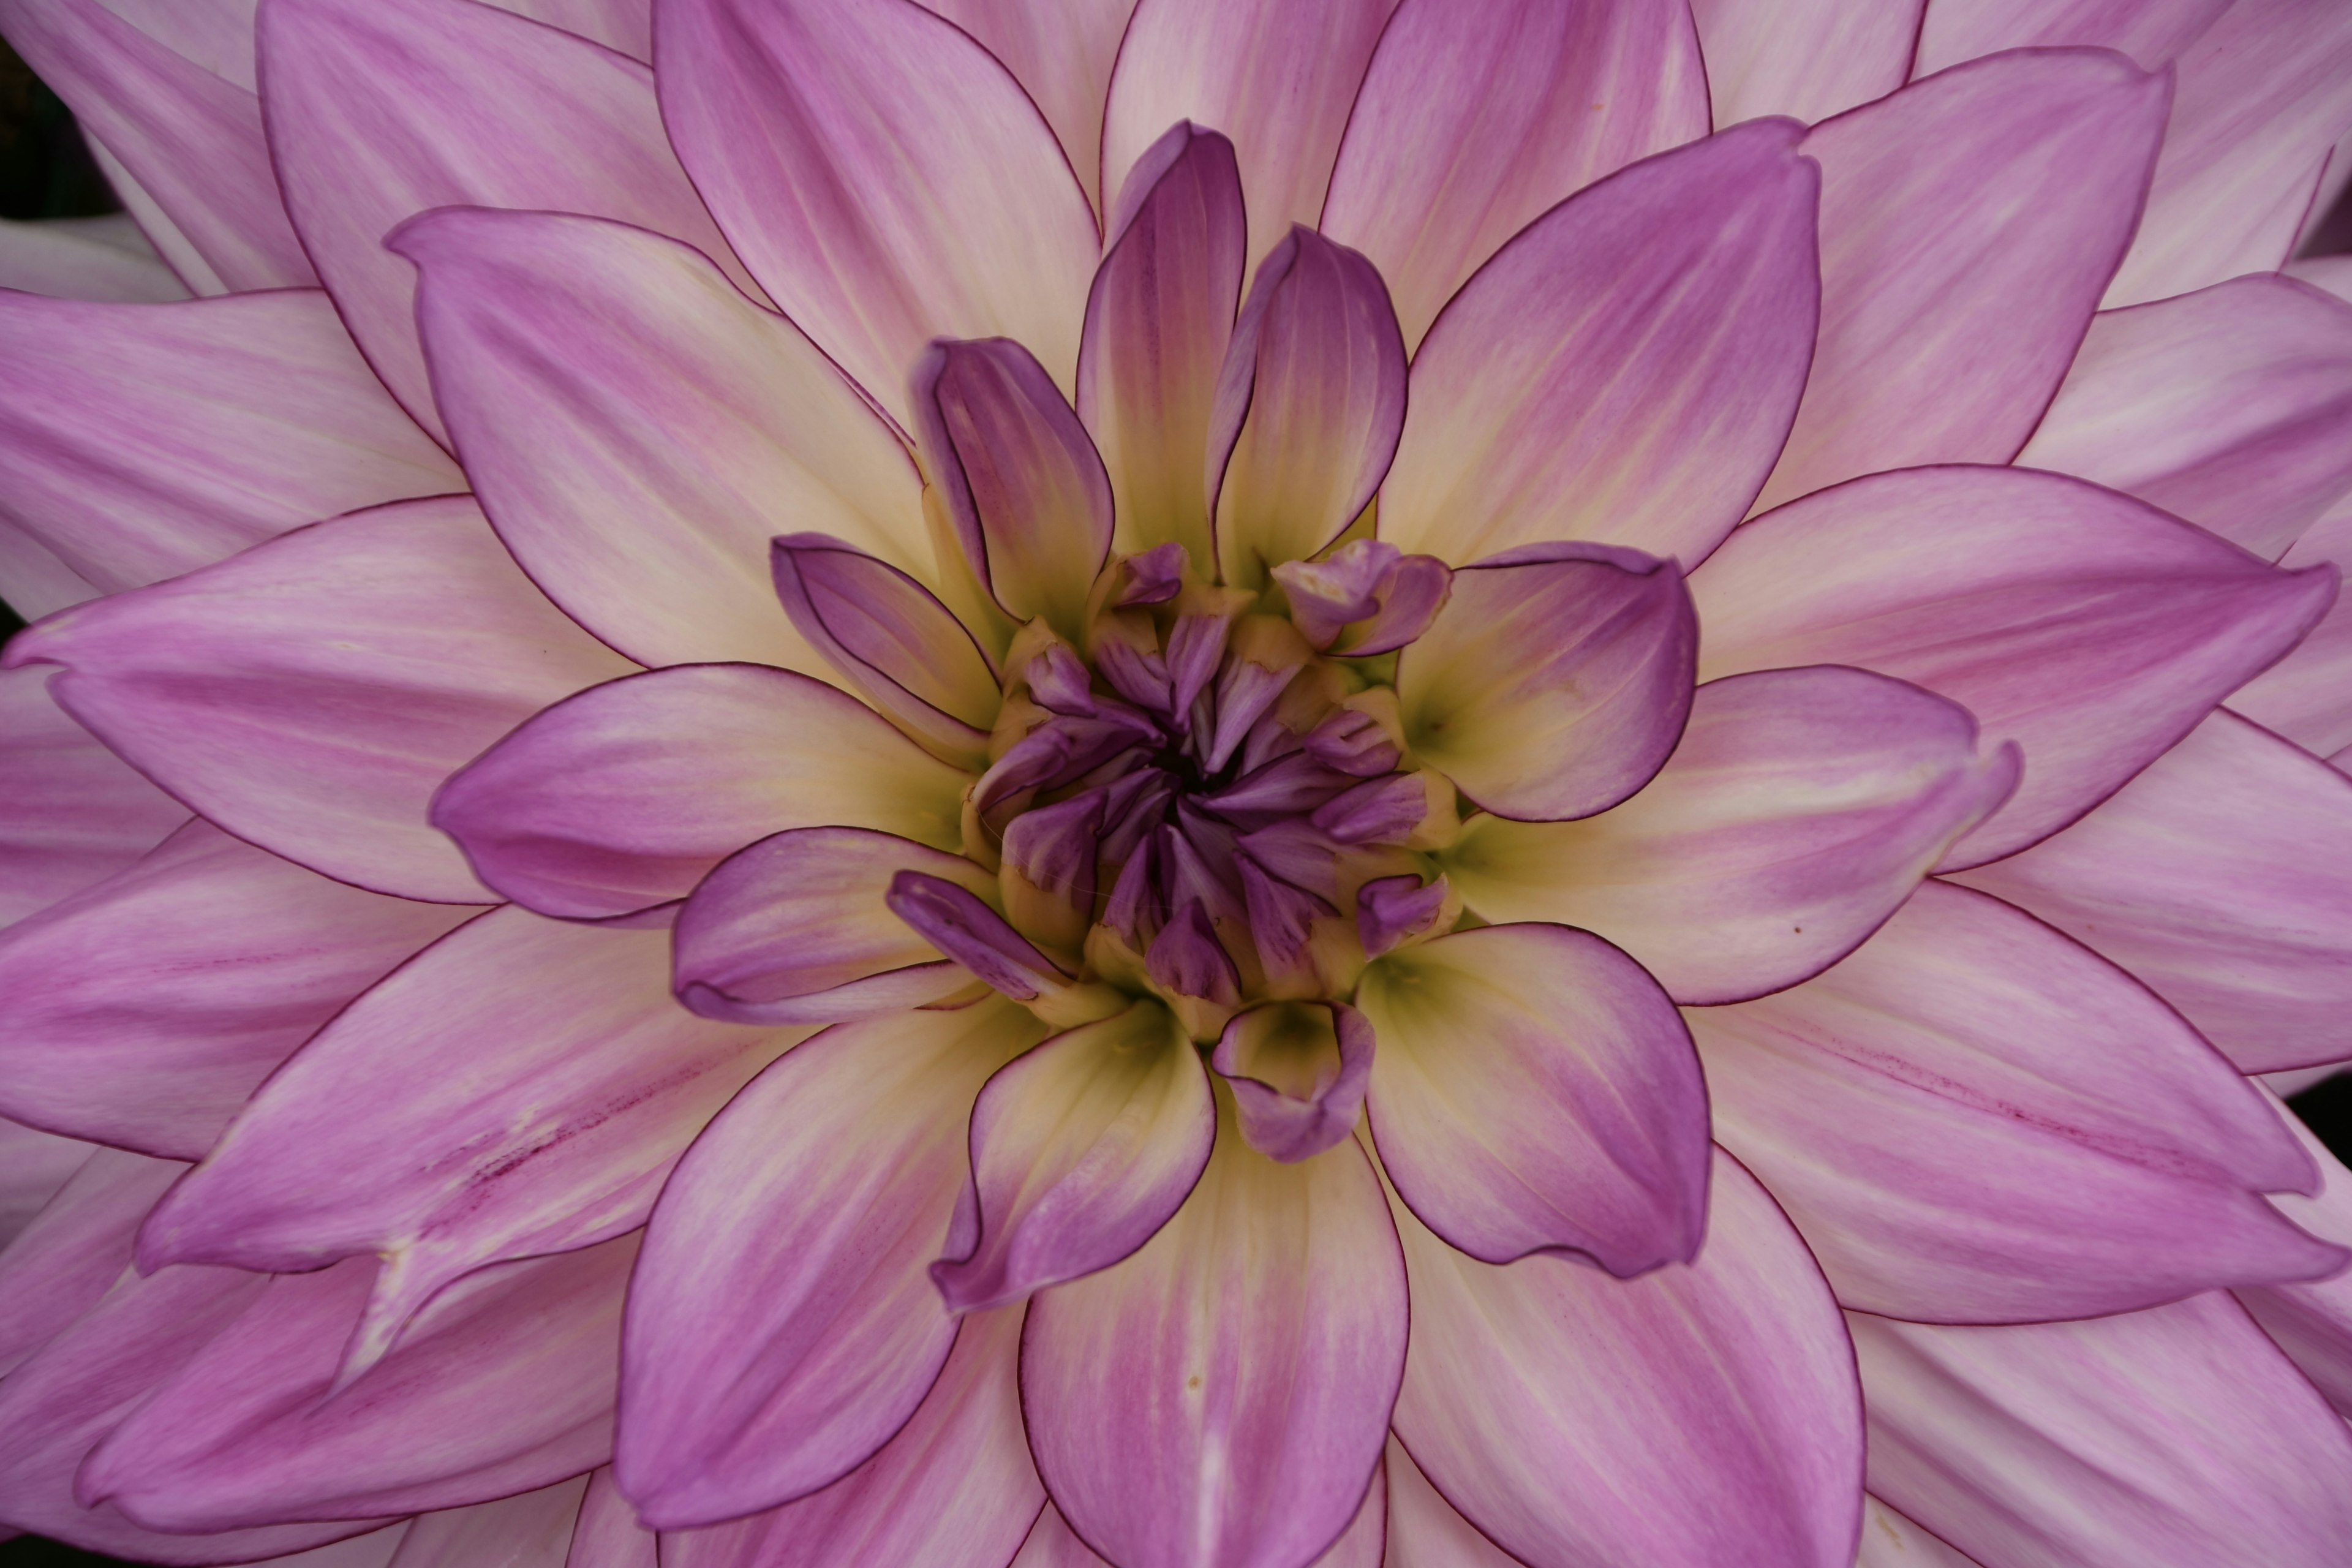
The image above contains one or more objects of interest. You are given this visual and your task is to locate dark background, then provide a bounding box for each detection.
[3,30,2352,1568]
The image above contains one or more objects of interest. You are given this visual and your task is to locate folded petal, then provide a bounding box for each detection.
[1853,1496,1983,1568]
[1396,542,1694,822]
[618,999,1044,1527]
[390,1476,589,1568]
[2016,274,2352,560]
[394,208,927,670]
[567,1468,657,1568]
[1912,0,2230,74]
[0,1147,178,1378]
[1022,1095,1405,1568]
[2230,504,2352,753]
[1380,1439,1524,1568]
[1954,710,2352,1073]
[0,518,102,622]
[2236,1097,2352,1417]
[83,1237,635,1529]
[657,0,1098,426]
[0,288,459,596]
[1752,50,2169,512]
[1700,880,2340,1324]
[138,910,801,1379]
[1378,121,1819,568]
[0,820,470,1159]
[1852,1295,2352,1568]
[0,667,186,929]
[7,496,636,903]
[1207,227,1407,587]
[1442,666,2016,1005]
[1689,0,1923,126]
[1392,1150,1862,1568]
[1359,921,1706,1276]
[1322,0,1708,349]
[0,213,189,303]
[1692,466,2335,867]
[659,1305,1042,1568]
[920,0,1139,213]
[433,663,968,919]
[1211,1000,1373,1163]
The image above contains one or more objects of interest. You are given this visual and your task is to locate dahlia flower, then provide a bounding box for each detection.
[4,1,2352,1565]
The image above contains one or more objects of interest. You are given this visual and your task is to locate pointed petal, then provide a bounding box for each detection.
[388,1477,588,1568]
[0,668,185,929]
[1955,710,2352,1073]
[0,213,189,303]
[2237,1099,2352,1417]
[1392,1151,1863,1568]
[0,1147,178,1379]
[920,0,1139,214]
[1442,666,2016,1005]
[1378,121,1819,568]
[1700,880,2341,1324]
[565,1469,656,1568]
[1852,1296,2352,1568]
[0,287,459,596]
[1211,1000,1373,1163]
[1022,1097,1405,1568]
[7,496,636,904]
[0,820,471,1159]
[1692,466,2335,867]
[657,0,1098,427]
[1753,50,2169,512]
[2231,504,2352,753]
[658,1305,1042,1568]
[1323,0,1708,349]
[618,1000,1044,1527]
[1689,0,1924,126]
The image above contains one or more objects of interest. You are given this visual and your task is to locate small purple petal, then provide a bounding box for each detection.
[1341,553,1453,656]
[1356,873,1452,959]
[1213,1001,1374,1163]
[886,872,1069,1001]
[1115,541,1190,607]
[1204,653,1302,775]
[1273,540,1400,648]
[1237,820,1343,900]
[1237,856,1335,972]
[1145,900,1240,1006]
[1001,790,1105,940]
[1200,752,1357,824]
[1102,835,1161,950]
[1303,707,1401,777]
[1164,613,1231,728]
[1095,637,1174,713]
[1025,643,1099,717]
[1311,774,1429,845]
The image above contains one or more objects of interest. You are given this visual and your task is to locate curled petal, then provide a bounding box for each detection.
[1353,874,1449,960]
[1212,1001,1373,1163]
[1271,541,1451,656]
[2239,1105,2352,1418]
[888,870,1072,1001]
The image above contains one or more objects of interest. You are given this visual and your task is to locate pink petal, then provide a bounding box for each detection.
[1442,666,2018,1005]
[1752,49,2169,513]
[1689,0,1924,126]
[919,0,1139,214]
[2016,274,2352,560]
[394,207,927,670]
[2106,0,2352,306]
[1852,1295,2352,1568]
[0,820,469,1159]
[1699,880,2340,1324]
[0,287,459,596]
[1378,121,1819,568]
[7,496,636,905]
[1954,710,2352,1073]
[1381,1440,1524,1568]
[497,0,652,57]
[659,1305,1042,1568]
[0,0,312,292]
[1211,1001,1374,1163]
[0,1147,177,1378]
[0,518,102,622]
[0,1117,92,1250]
[656,0,1098,428]
[137,909,799,1379]
[1021,1099,1405,1568]
[1853,1496,1982,1568]
[1322,0,1708,349]
[1207,227,1407,587]
[2290,252,2352,305]
[390,1476,589,1568]
[2231,502,2352,754]
[82,1237,635,1530]
[1392,1150,1862,1568]
[1692,465,2335,867]
[1912,0,2230,74]
[565,1469,657,1568]
[0,213,189,302]
[1395,542,1695,822]
[1077,121,1246,567]
[936,1001,1211,1311]
[0,668,185,929]
[617,999,1044,1527]
[259,0,752,443]
[432,663,968,920]
[2237,1098,2352,1418]
[1359,922,1706,1273]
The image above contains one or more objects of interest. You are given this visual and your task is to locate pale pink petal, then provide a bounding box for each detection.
[1022,1099,1404,1568]
[618,1000,1044,1528]
[1752,50,2169,513]
[0,1147,166,1374]
[1358,923,1706,1273]
[1442,666,2017,1005]
[496,0,650,58]
[1010,1509,1107,1568]
[395,207,928,670]
[65,0,258,89]
[262,1526,410,1568]
[82,1237,635,1529]
[1393,1150,1861,1568]
[1914,0,2228,73]
[920,0,1139,214]
[565,1470,656,1568]
[1689,0,1924,126]
[2231,504,2352,753]
[387,1476,588,1568]
[659,1305,1042,1568]
[1325,0,1708,348]
[1692,466,2335,867]
[1381,1440,1525,1568]
[0,667,186,929]
[0,820,470,1159]
[0,213,189,301]
[0,519,102,622]
[2237,1098,2352,1417]
[433,663,968,920]
[657,0,1098,427]
[0,287,459,595]
[7,496,636,904]
[1954,710,2352,1073]
[1852,1295,2352,1568]
[0,1117,91,1250]
[1378,121,1819,568]
[2107,0,2352,306]
[1852,1496,1983,1568]
[138,909,800,1379]
[2289,252,2352,304]
[260,0,753,443]
[2016,274,2352,560]
[1698,880,2340,1324]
